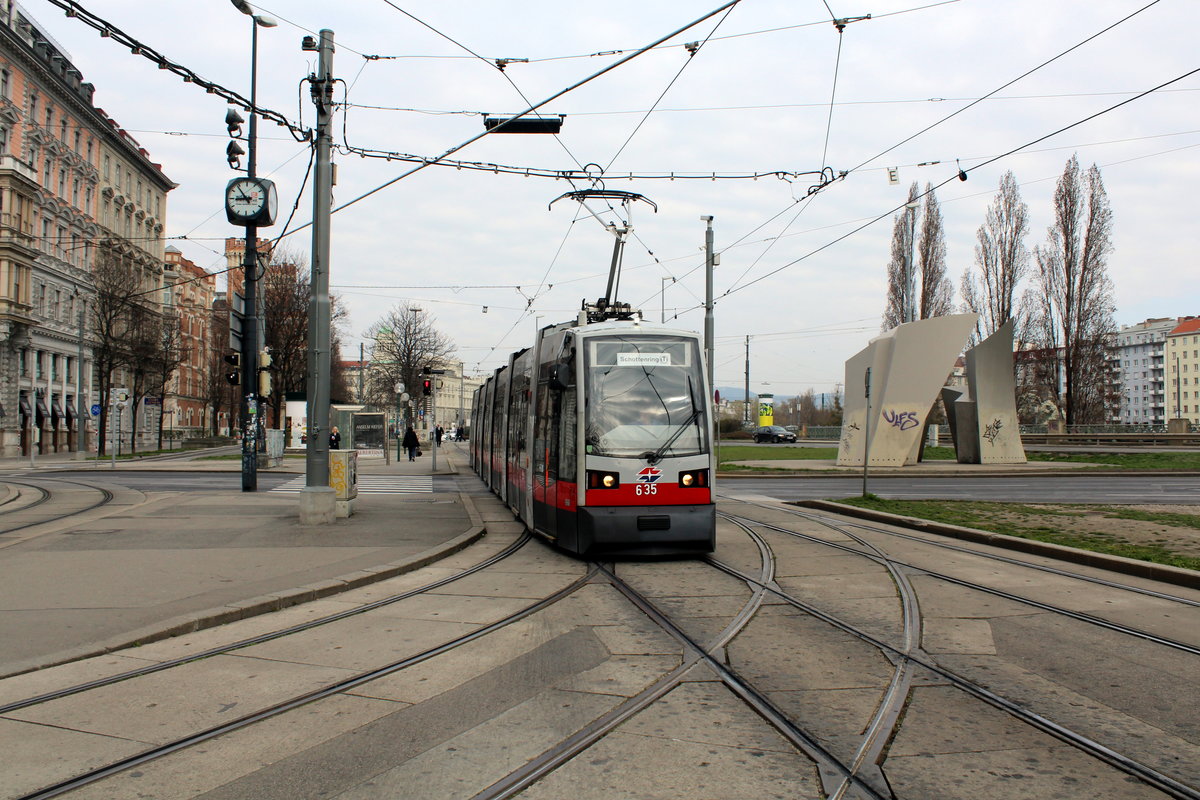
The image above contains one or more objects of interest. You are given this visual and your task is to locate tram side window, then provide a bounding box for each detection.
[534,379,551,484]
[560,386,577,481]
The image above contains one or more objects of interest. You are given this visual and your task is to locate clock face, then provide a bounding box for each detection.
[226,178,266,216]
[225,178,278,226]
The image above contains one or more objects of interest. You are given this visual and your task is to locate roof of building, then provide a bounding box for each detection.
[1167,317,1200,336]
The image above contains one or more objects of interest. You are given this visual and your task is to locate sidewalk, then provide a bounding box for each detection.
[0,444,484,678]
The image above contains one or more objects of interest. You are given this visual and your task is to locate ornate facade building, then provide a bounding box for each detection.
[163,246,215,439]
[0,3,173,456]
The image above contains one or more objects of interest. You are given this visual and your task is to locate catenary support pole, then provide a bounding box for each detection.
[301,29,336,523]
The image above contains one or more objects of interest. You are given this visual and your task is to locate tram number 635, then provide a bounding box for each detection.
[636,483,658,496]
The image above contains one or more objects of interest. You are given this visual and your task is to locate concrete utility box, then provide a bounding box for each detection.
[329,449,358,517]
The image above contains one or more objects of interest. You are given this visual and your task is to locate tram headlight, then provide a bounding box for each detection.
[587,470,620,489]
[678,469,708,488]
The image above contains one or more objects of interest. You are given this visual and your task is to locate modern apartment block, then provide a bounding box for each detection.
[1164,317,1200,425]
[1109,318,1179,426]
[0,3,173,456]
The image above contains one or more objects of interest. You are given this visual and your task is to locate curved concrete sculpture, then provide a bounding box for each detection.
[949,319,1026,464]
[838,314,978,466]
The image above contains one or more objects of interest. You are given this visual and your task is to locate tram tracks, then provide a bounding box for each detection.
[0,477,114,539]
[716,502,1200,799]
[5,531,578,799]
[5,494,1198,798]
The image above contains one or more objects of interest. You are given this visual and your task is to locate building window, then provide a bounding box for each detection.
[0,67,9,99]
[0,125,8,155]
[103,155,110,180]
[45,107,53,128]
[29,94,38,120]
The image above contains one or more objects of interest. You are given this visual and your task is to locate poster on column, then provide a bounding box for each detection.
[757,394,774,427]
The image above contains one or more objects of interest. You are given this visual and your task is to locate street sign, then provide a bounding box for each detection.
[91,404,101,416]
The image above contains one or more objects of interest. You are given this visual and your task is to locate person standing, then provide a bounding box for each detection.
[435,425,443,446]
[402,426,420,461]
[330,426,341,449]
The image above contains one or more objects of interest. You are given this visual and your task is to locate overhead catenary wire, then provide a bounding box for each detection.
[274,0,744,244]
[41,0,309,140]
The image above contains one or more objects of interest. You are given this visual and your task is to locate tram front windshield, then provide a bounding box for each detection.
[584,335,709,459]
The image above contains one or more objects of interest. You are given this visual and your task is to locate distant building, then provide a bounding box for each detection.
[1109,318,1179,425]
[162,246,215,438]
[1164,317,1200,424]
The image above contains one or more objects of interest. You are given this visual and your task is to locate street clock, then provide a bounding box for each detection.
[224,177,278,227]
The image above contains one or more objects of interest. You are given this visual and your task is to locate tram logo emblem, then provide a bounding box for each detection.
[637,467,662,483]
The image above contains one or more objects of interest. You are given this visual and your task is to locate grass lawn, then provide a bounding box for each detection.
[716,443,1200,471]
[831,495,1200,571]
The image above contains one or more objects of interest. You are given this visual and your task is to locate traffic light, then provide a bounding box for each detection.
[223,353,241,385]
[422,379,432,396]
[257,350,272,396]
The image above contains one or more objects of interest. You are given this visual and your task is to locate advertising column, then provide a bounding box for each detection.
[757,393,774,427]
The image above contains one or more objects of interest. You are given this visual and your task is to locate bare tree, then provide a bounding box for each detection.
[1028,155,1116,424]
[259,249,350,424]
[364,303,455,423]
[882,182,918,330]
[91,242,163,455]
[146,312,188,450]
[207,298,235,436]
[883,182,953,330]
[917,187,954,319]
[961,171,1030,343]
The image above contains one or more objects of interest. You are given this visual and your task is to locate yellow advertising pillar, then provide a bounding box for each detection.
[757,393,774,427]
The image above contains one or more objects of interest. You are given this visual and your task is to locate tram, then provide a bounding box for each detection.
[470,304,715,557]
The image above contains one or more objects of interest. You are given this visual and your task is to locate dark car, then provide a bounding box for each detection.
[754,425,797,443]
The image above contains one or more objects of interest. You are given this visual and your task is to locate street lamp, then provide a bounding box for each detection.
[230,0,276,491]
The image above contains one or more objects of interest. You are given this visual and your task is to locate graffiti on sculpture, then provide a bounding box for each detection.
[983,418,1003,445]
[882,409,920,431]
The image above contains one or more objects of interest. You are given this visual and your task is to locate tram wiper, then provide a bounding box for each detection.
[644,376,701,466]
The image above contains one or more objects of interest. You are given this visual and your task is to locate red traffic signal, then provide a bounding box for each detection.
[422,379,432,396]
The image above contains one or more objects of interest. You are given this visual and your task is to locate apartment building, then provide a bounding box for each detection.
[1165,317,1200,425]
[0,3,173,456]
[1109,318,1178,425]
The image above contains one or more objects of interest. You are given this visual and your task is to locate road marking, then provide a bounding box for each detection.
[270,475,433,494]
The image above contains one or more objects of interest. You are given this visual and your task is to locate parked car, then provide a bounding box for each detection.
[754,425,797,443]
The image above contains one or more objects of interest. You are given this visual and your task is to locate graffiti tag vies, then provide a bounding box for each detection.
[983,418,1003,444]
[882,409,920,431]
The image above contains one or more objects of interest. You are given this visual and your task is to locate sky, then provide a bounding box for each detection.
[23,0,1200,398]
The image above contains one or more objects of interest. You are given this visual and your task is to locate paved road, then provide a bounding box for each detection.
[720,474,1200,504]
[13,469,1198,505]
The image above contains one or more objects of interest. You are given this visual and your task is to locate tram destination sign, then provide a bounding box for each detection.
[617,353,671,367]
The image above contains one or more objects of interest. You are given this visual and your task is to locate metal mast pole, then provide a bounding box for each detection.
[240,19,261,491]
[744,334,750,427]
[702,216,714,395]
[302,29,336,523]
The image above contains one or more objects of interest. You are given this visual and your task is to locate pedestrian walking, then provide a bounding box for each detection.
[330,426,341,449]
[402,426,420,461]
[435,425,443,445]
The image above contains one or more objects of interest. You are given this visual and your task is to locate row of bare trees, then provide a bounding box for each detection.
[91,242,186,455]
[884,155,1116,424]
[91,242,353,453]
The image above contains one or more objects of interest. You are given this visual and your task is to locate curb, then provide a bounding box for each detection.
[4,493,489,678]
[718,469,1200,479]
[796,499,1200,590]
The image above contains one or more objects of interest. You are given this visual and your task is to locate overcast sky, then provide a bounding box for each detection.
[26,0,1200,396]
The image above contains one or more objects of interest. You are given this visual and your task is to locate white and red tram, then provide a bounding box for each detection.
[471,316,715,557]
